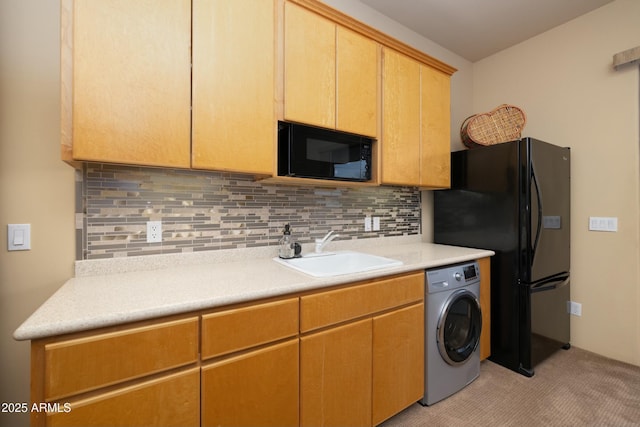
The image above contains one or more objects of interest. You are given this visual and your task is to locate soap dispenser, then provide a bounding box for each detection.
[278,224,296,259]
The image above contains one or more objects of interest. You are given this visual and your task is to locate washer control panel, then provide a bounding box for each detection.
[426,261,480,293]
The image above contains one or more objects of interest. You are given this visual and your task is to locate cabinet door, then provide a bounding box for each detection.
[478,257,492,360]
[47,368,200,427]
[201,339,299,427]
[336,27,378,137]
[372,303,424,426]
[300,319,372,427]
[70,0,191,167]
[420,65,451,188]
[381,48,421,186]
[192,0,275,175]
[284,1,336,129]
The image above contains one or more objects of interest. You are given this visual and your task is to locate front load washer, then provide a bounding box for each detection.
[420,261,482,406]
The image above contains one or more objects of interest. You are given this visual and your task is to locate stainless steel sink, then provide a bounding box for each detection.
[274,250,403,278]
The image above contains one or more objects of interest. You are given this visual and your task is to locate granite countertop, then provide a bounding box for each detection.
[14,236,493,341]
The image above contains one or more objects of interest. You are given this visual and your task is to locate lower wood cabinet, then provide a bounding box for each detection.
[202,339,299,427]
[300,319,373,427]
[372,304,424,426]
[33,268,485,427]
[30,316,200,427]
[300,272,424,427]
[478,256,491,360]
[46,368,200,427]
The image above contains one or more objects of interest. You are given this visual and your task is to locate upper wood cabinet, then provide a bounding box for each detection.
[381,48,421,186]
[62,0,455,184]
[381,47,452,188]
[191,0,276,175]
[283,1,378,137]
[336,26,379,137]
[62,0,192,168]
[63,0,276,175]
[420,65,451,188]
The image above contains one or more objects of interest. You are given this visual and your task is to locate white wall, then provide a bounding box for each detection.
[0,1,75,426]
[473,0,640,365]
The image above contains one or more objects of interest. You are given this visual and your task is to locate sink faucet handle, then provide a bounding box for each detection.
[321,230,335,242]
[315,230,340,253]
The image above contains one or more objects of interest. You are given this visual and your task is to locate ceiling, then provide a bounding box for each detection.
[359,0,614,62]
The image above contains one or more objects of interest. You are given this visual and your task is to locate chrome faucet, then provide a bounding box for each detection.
[315,230,340,253]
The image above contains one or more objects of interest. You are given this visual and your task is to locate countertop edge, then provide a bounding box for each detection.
[14,242,494,341]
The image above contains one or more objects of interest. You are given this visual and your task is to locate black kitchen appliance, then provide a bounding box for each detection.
[434,138,570,377]
[278,121,372,182]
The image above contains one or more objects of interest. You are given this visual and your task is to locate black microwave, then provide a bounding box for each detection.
[277,121,373,182]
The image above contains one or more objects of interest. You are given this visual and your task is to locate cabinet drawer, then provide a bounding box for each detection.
[44,317,199,401]
[300,272,424,332]
[201,298,299,360]
[47,367,200,427]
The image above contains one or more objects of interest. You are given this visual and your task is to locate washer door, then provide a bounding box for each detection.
[437,289,482,366]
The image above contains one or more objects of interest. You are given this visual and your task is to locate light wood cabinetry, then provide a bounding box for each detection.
[300,320,373,427]
[372,304,424,426]
[191,0,276,175]
[62,0,455,186]
[31,316,200,427]
[202,340,299,427]
[420,66,451,188]
[46,368,200,427]
[201,298,298,359]
[336,27,379,137]
[283,2,378,137]
[63,0,276,175]
[284,2,336,130]
[61,0,191,168]
[32,269,435,426]
[381,49,421,186]
[381,47,451,188]
[200,298,300,427]
[478,256,492,360]
[300,272,424,427]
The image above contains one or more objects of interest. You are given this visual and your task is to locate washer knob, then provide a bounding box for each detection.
[454,272,463,281]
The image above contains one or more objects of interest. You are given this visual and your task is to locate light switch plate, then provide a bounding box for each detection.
[8,224,31,251]
[589,217,618,232]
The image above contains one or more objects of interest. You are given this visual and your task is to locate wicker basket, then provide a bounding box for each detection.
[460,104,526,148]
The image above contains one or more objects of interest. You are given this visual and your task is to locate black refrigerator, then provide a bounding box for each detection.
[434,138,570,377]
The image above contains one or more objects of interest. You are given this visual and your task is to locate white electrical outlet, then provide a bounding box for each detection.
[147,221,162,243]
[364,216,372,232]
[567,301,582,316]
[373,216,380,231]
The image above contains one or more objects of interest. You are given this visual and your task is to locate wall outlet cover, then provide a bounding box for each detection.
[147,221,162,243]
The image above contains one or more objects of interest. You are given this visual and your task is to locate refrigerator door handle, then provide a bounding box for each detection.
[531,167,543,263]
[530,274,570,293]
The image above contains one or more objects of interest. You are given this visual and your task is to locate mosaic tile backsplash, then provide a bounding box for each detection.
[83,163,421,259]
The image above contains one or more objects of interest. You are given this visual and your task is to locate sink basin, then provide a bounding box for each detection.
[274,250,403,278]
